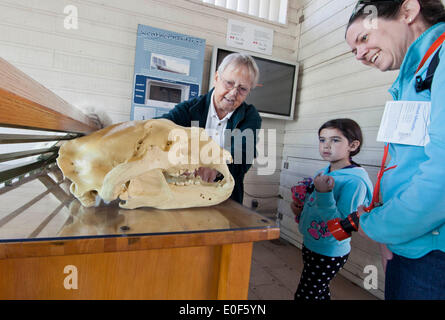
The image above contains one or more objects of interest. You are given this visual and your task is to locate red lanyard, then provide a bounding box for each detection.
[364,31,445,213]
[416,31,445,73]
[363,144,396,212]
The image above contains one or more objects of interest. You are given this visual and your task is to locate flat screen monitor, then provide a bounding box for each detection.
[209,47,299,120]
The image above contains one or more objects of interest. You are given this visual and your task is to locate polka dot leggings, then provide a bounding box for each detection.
[294,245,349,301]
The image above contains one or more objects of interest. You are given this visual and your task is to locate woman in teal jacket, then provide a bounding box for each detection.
[346,0,445,299]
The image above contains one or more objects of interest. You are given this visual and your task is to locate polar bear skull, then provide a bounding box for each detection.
[57,119,234,209]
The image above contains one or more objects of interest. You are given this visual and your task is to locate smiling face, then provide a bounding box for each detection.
[345,16,413,71]
[319,128,359,171]
[213,63,252,118]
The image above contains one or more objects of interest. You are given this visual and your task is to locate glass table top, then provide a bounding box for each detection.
[0,168,277,243]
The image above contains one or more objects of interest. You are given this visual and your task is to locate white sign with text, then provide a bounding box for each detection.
[226,19,274,55]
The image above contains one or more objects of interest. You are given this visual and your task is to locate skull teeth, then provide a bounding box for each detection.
[163,168,225,187]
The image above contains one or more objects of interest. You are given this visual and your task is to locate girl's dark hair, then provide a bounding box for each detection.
[347,0,445,31]
[319,119,363,164]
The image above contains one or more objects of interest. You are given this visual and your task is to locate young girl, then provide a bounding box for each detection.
[290,118,373,301]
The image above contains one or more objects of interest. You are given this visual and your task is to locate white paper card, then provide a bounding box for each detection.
[226,19,273,55]
[377,101,431,146]
[133,106,157,120]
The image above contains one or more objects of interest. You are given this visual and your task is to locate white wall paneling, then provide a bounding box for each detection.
[0,0,302,218]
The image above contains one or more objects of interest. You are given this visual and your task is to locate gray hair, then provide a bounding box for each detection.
[217,52,260,88]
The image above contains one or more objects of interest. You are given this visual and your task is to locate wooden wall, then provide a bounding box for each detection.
[0,0,302,213]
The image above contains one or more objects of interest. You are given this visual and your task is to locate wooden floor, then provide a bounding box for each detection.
[248,238,378,300]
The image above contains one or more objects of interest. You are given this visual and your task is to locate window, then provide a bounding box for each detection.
[202,0,288,24]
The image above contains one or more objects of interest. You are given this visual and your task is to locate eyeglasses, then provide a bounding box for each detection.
[219,75,250,97]
[350,0,403,21]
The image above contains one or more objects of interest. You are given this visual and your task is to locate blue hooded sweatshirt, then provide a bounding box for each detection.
[360,23,445,259]
[298,166,373,257]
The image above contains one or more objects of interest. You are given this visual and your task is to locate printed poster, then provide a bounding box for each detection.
[131,25,206,120]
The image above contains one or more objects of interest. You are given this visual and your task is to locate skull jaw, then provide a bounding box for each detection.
[119,175,235,210]
[108,165,234,210]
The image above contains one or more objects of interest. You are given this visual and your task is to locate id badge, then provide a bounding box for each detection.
[377,100,431,147]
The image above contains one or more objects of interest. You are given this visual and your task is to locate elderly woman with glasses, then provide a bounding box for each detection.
[157,53,262,205]
[345,0,445,299]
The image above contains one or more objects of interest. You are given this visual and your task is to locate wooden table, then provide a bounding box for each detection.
[0,168,279,299]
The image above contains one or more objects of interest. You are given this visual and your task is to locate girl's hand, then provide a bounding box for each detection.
[357,206,373,240]
[314,174,335,193]
[379,243,393,273]
[290,202,303,223]
[196,167,218,183]
[358,225,393,273]
[355,206,393,272]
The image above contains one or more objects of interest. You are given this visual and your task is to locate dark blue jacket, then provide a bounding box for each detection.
[157,88,262,204]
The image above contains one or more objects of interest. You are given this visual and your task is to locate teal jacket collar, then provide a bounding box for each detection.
[389,22,445,100]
